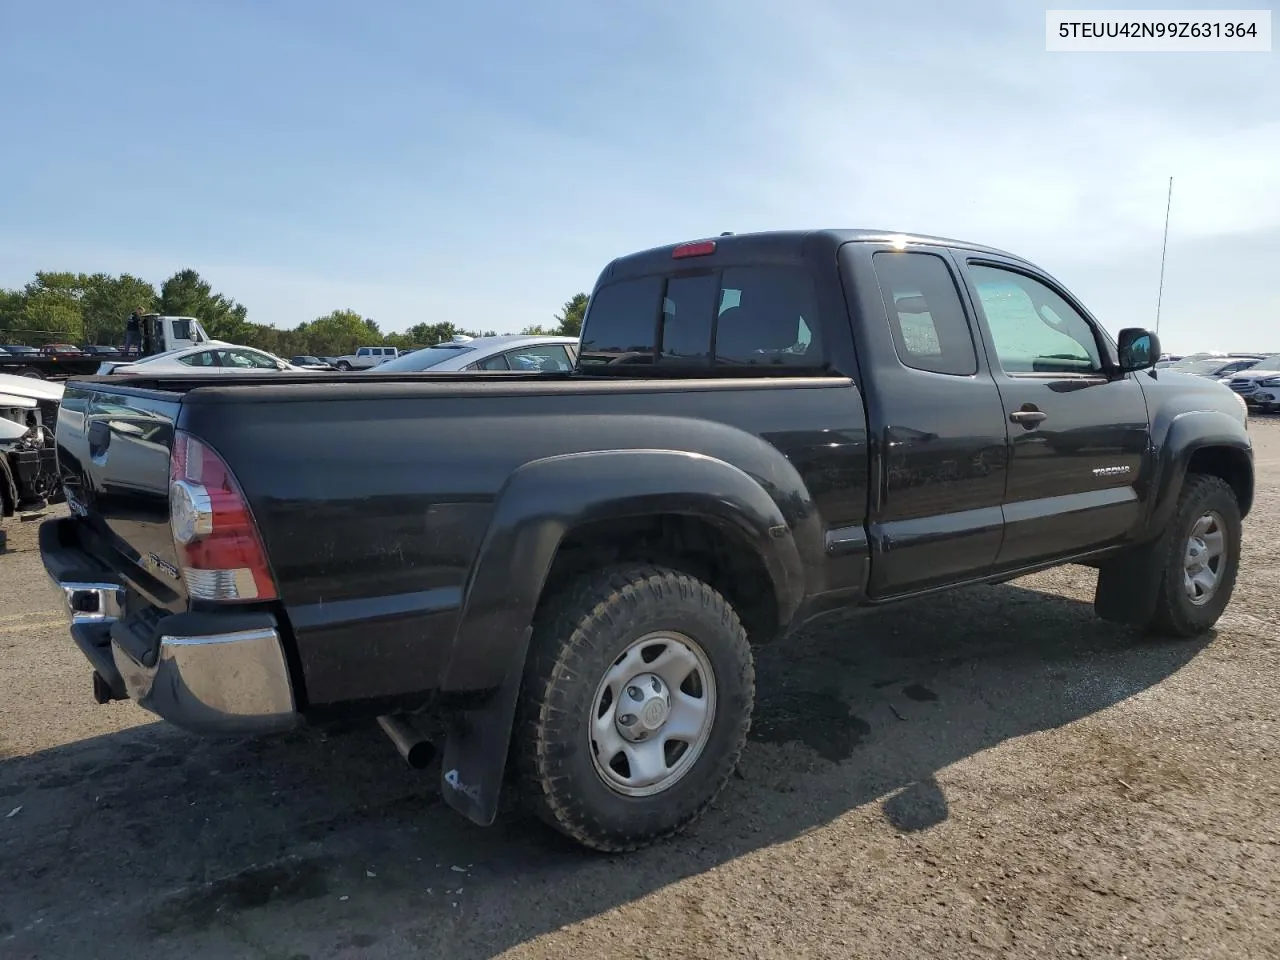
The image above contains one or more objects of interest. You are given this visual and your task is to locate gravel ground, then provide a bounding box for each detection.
[2,422,1278,960]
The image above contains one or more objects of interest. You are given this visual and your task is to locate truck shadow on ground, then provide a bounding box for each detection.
[0,580,1212,959]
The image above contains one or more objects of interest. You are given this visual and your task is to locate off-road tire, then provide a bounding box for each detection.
[1146,474,1242,638]
[515,564,755,852]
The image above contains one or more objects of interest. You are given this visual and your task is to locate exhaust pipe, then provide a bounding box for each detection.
[377,714,437,769]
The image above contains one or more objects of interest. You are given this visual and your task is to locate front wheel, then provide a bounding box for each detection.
[336,361,352,371]
[515,564,755,852]
[1146,474,1242,637]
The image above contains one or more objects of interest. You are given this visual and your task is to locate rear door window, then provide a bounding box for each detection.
[505,344,573,371]
[872,252,978,376]
[178,350,218,367]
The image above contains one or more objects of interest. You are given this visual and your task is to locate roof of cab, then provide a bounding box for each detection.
[599,228,1034,284]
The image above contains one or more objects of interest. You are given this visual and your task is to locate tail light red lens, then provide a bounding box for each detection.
[169,430,278,602]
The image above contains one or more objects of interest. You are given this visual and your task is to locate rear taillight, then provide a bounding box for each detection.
[169,430,278,602]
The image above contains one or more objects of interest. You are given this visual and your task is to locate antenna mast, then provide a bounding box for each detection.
[1155,176,1173,334]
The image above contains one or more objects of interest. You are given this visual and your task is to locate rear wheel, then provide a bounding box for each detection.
[1146,474,1241,637]
[515,564,755,852]
[336,361,352,371]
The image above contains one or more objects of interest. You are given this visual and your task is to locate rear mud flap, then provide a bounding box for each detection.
[439,627,531,826]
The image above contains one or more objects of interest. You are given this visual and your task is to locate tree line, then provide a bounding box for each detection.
[0,269,588,358]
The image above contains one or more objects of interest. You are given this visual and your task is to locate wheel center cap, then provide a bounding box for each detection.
[641,698,669,729]
[615,672,671,741]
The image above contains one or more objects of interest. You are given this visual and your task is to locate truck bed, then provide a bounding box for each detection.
[55,370,870,711]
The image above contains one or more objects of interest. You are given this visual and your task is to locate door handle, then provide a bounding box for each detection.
[1009,409,1047,425]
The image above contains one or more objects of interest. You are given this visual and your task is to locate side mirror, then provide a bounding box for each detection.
[1117,328,1160,373]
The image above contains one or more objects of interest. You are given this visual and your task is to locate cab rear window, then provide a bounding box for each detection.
[579,265,822,370]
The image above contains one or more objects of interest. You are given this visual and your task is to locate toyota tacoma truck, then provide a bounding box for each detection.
[41,229,1253,852]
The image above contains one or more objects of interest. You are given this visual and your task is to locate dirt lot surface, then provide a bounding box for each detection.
[2,423,1279,960]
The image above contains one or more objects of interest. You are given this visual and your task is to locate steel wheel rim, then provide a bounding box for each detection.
[588,631,717,798]
[1183,510,1228,606]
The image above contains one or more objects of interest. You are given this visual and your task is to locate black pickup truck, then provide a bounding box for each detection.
[41,229,1252,852]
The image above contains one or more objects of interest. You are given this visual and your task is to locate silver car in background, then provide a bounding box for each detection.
[371,335,579,373]
[1222,354,1280,411]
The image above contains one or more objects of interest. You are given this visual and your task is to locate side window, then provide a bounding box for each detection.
[178,350,216,367]
[505,344,572,371]
[968,265,1102,374]
[218,349,277,369]
[357,348,371,357]
[244,350,280,369]
[579,276,664,362]
[871,252,977,376]
[476,353,509,370]
[715,266,821,367]
[659,274,717,364]
[170,319,192,341]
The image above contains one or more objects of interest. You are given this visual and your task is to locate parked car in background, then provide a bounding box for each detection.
[1170,357,1263,379]
[290,355,337,370]
[1223,355,1280,411]
[40,344,83,356]
[0,373,63,552]
[80,345,122,357]
[100,344,307,376]
[372,334,578,373]
[332,346,400,371]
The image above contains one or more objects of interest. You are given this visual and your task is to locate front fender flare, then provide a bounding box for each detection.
[1143,410,1252,537]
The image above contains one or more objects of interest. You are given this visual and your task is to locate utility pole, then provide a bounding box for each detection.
[1155,176,1173,335]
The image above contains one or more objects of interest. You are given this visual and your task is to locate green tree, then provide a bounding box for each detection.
[554,293,588,337]
[10,273,87,341]
[81,273,158,345]
[296,308,378,356]
[403,321,497,347]
[158,269,249,341]
[20,289,83,339]
[0,289,23,333]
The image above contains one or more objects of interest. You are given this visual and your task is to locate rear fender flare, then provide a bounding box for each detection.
[442,448,808,695]
[435,448,811,827]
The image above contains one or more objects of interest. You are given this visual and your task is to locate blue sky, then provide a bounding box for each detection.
[1,0,1276,351]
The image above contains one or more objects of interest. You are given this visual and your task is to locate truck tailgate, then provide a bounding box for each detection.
[57,382,189,611]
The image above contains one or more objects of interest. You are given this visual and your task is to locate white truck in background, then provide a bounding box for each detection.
[332,346,401,371]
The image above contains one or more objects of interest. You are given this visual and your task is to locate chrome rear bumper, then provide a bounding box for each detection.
[111,627,297,735]
[46,560,296,735]
[53,580,125,625]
